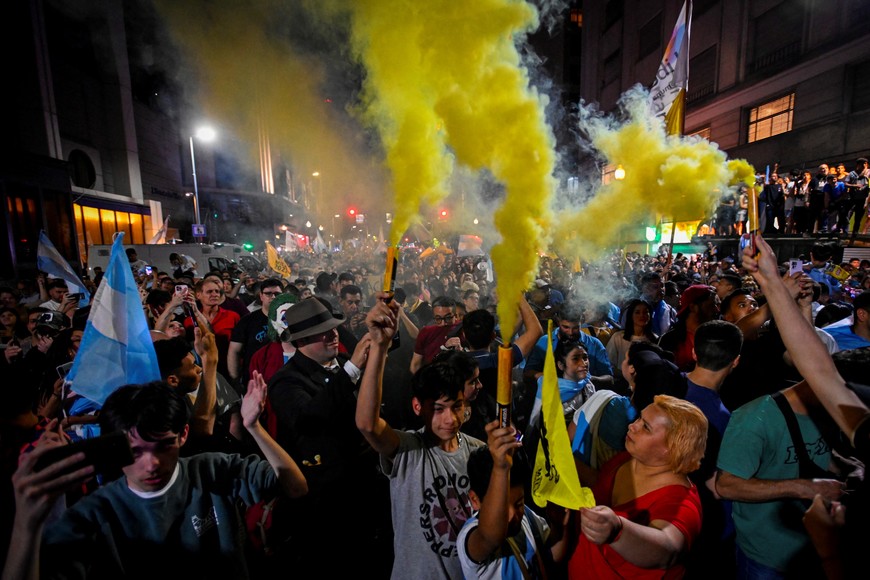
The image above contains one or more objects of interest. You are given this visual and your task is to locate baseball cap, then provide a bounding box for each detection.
[677,285,716,319]
[35,311,69,335]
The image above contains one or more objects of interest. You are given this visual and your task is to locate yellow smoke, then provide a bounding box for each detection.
[342,0,555,340]
[555,91,755,259]
[153,0,385,221]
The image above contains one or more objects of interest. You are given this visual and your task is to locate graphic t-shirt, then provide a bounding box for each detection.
[380,429,485,579]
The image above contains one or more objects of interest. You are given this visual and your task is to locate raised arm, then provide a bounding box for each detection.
[241,371,307,498]
[464,420,521,562]
[2,421,95,580]
[741,234,869,444]
[153,293,184,332]
[398,305,420,340]
[227,273,246,299]
[513,295,544,358]
[191,325,218,436]
[356,294,401,457]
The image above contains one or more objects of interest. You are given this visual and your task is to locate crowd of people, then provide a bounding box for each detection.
[1,230,869,579]
[711,158,870,238]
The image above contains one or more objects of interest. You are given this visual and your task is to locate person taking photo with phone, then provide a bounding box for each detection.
[2,379,307,580]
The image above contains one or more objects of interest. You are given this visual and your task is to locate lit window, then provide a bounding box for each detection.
[689,127,712,140]
[748,93,794,143]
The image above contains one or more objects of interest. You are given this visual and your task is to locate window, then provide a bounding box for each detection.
[687,46,717,103]
[694,0,720,17]
[638,13,663,60]
[851,59,870,112]
[747,93,794,143]
[74,203,151,263]
[689,127,712,140]
[749,2,803,74]
[603,49,622,86]
[604,0,624,31]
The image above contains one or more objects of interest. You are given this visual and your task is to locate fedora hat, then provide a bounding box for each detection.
[284,297,344,342]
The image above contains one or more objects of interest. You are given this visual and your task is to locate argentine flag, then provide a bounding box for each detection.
[67,232,160,405]
[37,231,91,307]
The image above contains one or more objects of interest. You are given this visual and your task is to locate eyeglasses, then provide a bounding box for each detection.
[261,291,282,297]
[433,314,454,323]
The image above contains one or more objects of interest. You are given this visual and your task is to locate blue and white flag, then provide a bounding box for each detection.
[67,232,160,405]
[37,231,90,307]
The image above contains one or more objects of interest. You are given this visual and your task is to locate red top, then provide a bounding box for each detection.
[567,452,702,579]
[413,323,460,363]
[183,307,240,341]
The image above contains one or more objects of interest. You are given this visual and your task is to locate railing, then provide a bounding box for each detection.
[748,41,801,75]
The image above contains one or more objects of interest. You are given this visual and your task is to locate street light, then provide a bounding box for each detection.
[189,126,216,241]
[614,164,626,180]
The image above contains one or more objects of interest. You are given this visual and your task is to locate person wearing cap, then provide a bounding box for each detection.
[658,285,719,372]
[265,298,386,577]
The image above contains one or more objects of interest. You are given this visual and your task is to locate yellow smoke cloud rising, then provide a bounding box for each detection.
[343,0,555,340]
[554,92,755,259]
[154,0,385,218]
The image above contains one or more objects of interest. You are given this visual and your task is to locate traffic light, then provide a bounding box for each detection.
[242,242,254,251]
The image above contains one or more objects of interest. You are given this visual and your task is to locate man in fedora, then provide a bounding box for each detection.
[265,298,390,576]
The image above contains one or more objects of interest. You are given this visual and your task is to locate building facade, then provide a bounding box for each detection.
[0,0,304,280]
[580,0,870,172]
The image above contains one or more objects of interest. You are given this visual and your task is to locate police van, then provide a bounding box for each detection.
[86,242,263,277]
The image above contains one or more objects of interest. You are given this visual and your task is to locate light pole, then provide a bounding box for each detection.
[189,126,216,241]
[184,192,199,231]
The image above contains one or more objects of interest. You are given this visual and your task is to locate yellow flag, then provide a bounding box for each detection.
[265,241,292,278]
[531,320,596,509]
[664,88,685,136]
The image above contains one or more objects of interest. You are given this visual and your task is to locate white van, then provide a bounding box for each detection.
[86,242,263,277]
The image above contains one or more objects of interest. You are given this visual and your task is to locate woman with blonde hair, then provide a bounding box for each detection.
[568,395,707,579]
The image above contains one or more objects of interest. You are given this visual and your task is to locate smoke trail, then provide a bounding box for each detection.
[342,0,556,340]
[553,88,755,260]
